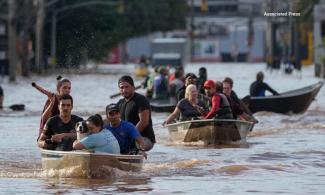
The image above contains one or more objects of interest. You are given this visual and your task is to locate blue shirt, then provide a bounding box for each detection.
[80,129,120,154]
[105,121,141,154]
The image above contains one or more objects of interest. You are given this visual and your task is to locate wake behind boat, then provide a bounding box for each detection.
[242,81,324,114]
[40,149,145,177]
[165,119,254,145]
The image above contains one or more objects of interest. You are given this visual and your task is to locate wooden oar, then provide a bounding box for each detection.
[110,84,142,99]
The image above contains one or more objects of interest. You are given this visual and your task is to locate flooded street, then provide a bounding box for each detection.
[1,63,325,194]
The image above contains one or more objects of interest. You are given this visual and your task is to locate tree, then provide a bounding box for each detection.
[44,0,188,67]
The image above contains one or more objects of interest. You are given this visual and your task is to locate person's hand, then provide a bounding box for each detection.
[51,133,65,142]
[162,121,167,126]
[138,150,147,160]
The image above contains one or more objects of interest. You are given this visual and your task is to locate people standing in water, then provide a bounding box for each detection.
[163,84,208,125]
[203,80,233,119]
[38,94,83,151]
[73,114,120,154]
[250,71,279,97]
[105,103,146,154]
[38,76,71,139]
[117,75,156,151]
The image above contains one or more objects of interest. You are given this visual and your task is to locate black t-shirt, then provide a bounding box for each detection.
[44,115,83,137]
[117,93,156,143]
[43,114,83,151]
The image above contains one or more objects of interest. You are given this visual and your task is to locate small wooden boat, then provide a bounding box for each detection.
[165,119,254,145]
[150,99,175,113]
[242,81,324,114]
[40,149,145,176]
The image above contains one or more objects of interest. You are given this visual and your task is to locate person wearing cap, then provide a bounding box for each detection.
[73,114,120,154]
[117,75,156,151]
[250,71,279,97]
[38,94,83,151]
[203,80,233,119]
[104,103,146,154]
[176,73,198,102]
[163,84,208,125]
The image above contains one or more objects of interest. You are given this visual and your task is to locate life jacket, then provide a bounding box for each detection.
[215,93,233,119]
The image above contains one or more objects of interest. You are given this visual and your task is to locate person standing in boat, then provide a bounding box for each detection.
[38,76,71,140]
[0,85,3,109]
[73,114,120,154]
[38,94,83,151]
[197,67,207,95]
[163,84,208,125]
[104,103,146,154]
[117,75,156,151]
[250,71,279,97]
[169,69,184,105]
[152,67,169,100]
[203,80,233,119]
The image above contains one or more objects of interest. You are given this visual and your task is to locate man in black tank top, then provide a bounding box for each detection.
[117,75,155,151]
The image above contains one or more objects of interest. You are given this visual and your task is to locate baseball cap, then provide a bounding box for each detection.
[204,80,216,89]
[106,103,119,114]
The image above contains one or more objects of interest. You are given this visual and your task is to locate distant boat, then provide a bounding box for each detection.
[242,81,324,114]
[165,119,254,145]
[134,64,149,77]
[40,149,145,177]
[150,99,175,113]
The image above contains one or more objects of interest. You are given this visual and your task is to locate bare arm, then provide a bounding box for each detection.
[136,109,150,132]
[31,82,53,98]
[41,95,56,127]
[51,132,76,143]
[73,140,86,150]
[163,107,181,125]
[135,136,146,150]
[37,133,50,149]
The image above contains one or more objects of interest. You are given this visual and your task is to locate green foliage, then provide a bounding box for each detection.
[45,0,188,66]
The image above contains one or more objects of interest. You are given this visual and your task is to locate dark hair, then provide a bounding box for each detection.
[118,75,134,87]
[223,77,233,88]
[174,70,183,79]
[256,71,264,81]
[87,114,104,129]
[199,67,207,77]
[56,75,71,92]
[215,81,223,93]
[59,94,73,105]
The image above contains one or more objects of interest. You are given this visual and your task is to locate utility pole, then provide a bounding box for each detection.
[8,0,16,82]
[35,0,45,74]
[189,0,194,62]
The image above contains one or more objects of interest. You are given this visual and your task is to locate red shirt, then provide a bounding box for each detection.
[204,95,221,119]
